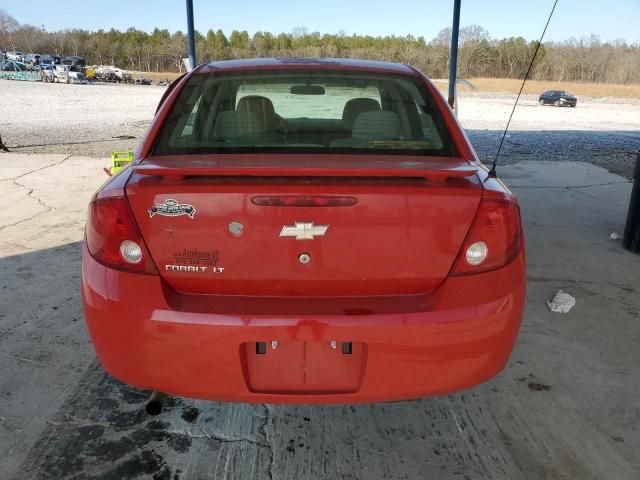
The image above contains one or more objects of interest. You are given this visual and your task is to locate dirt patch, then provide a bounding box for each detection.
[453,78,640,99]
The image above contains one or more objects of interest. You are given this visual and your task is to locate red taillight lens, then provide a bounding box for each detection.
[451,197,522,275]
[86,196,158,274]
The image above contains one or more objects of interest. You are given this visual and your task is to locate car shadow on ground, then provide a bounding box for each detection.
[16,360,533,480]
[2,242,536,480]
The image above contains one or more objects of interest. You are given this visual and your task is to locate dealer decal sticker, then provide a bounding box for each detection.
[148,199,196,219]
[166,248,225,273]
[174,248,220,266]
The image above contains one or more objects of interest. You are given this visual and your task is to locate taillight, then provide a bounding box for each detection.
[451,197,522,275]
[86,195,158,274]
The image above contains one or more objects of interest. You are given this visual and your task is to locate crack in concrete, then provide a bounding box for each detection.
[0,155,72,233]
[193,427,270,449]
[528,276,596,284]
[261,404,276,480]
[0,210,49,232]
[1,155,73,183]
[45,416,274,451]
[0,352,50,367]
[21,185,51,211]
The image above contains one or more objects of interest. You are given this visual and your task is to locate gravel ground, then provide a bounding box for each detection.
[1,80,639,177]
[0,81,166,157]
[459,92,640,179]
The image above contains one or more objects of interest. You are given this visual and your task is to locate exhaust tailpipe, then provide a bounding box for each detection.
[145,391,168,415]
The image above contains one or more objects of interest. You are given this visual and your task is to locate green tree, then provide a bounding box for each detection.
[0,10,638,84]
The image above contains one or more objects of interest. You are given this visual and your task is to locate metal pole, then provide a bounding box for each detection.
[0,133,8,152]
[186,0,197,70]
[623,151,640,253]
[448,0,461,109]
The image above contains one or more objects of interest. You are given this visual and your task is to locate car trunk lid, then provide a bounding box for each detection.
[125,155,482,296]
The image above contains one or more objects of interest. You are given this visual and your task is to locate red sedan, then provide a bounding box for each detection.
[82,58,525,404]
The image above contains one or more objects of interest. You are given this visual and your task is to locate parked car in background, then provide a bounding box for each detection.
[0,50,6,61]
[0,60,27,71]
[61,55,85,67]
[6,51,24,61]
[40,54,61,66]
[82,58,526,405]
[53,64,86,84]
[24,53,41,65]
[538,90,577,107]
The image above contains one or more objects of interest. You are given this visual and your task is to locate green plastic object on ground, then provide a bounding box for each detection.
[109,151,134,175]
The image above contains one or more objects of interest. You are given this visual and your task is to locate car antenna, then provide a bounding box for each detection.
[488,0,559,178]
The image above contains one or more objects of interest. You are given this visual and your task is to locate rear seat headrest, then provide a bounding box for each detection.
[214,110,266,139]
[352,111,402,140]
[236,95,282,131]
[237,95,276,117]
[342,98,381,129]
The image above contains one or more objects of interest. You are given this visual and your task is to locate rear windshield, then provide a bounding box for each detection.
[153,70,456,157]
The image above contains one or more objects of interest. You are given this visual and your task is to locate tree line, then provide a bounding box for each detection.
[1,10,639,84]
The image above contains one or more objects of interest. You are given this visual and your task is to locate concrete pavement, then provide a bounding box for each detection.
[0,153,639,479]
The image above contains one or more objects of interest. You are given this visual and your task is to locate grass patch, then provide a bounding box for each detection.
[451,78,640,99]
[129,71,182,81]
[133,71,640,99]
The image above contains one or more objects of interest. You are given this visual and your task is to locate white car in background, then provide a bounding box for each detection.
[6,51,24,61]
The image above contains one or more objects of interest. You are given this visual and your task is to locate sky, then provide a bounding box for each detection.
[3,0,640,43]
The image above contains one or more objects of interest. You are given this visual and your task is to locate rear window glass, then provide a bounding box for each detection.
[235,83,382,119]
[153,70,456,157]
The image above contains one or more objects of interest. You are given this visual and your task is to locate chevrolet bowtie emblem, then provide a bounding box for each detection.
[279,222,329,240]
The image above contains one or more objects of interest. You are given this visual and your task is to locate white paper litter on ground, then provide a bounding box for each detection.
[610,232,622,240]
[547,290,576,313]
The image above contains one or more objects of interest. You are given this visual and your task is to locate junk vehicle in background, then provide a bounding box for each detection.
[40,65,55,83]
[6,51,24,61]
[91,65,133,83]
[39,54,61,66]
[82,58,526,405]
[1,60,26,72]
[53,64,86,84]
[61,55,86,67]
[24,53,41,65]
[0,60,41,81]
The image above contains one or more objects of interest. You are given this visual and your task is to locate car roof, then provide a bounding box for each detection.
[198,57,420,77]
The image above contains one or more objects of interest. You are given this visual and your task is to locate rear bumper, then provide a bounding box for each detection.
[82,243,526,404]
